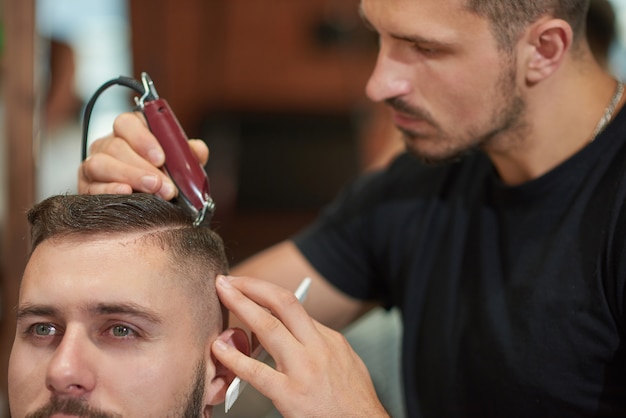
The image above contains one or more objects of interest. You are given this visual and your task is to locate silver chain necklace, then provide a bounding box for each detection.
[591,80,624,141]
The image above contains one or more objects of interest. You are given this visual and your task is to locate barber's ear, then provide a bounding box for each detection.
[205,328,250,406]
[524,18,573,84]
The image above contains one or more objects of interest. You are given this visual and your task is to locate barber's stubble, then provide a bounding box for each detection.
[390,55,526,165]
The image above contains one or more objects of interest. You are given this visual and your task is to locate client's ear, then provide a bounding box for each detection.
[205,328,250,406]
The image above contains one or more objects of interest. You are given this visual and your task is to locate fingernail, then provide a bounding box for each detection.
[214,339,229,351]
[141,175,159,191]
[114,184,133,194]
[217,275,233,289]
[159,181,176,199]
[148,149,164,165]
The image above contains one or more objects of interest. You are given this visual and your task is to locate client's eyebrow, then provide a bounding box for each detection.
[16,304,58,321]
[89,303,163,325]
[15,302,163,325]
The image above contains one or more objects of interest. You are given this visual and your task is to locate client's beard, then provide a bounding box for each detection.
[26,362,207,418]
[181,361,206,418]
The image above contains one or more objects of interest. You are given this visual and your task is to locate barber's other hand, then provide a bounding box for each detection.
[78,112,209,199]
[212,275,390,418]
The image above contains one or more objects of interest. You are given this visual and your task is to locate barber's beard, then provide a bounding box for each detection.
[390,61,526,165]
[26,362,207,418]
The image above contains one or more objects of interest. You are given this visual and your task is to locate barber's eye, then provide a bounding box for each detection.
[111,325,134,337]
[33,323,57,336]
[414,44,438,55]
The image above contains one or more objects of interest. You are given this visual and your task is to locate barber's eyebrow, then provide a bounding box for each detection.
[391,33,454,49]
[16,302,163,325]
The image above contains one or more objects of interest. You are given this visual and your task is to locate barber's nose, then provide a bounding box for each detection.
[366,48,411,103]
[45,329,97,396]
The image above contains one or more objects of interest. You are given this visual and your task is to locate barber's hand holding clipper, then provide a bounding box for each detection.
[212,275,390,418]
[79,111,207,200]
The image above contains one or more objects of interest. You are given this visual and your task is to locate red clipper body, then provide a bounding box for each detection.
[137,73,215,226]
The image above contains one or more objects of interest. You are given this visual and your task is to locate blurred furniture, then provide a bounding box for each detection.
[130,0,376,134]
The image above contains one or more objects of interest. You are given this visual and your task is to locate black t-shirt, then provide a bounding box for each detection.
[294,107,626,417]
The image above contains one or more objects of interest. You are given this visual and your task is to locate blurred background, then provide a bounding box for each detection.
[1,0,625,416]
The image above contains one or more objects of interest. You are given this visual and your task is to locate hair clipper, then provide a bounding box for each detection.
[82,72,215,226]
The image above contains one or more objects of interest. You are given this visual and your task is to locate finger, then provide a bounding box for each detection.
[79,152,176,199]
[188,139,209,166]
[216,276,310,363]
[221,276,319,345]
[218,276,317,343]
[107,112,165,166]
[78,181,133,196]
[212,337,288,401]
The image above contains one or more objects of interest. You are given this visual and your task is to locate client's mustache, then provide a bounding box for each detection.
[26,397,120,418]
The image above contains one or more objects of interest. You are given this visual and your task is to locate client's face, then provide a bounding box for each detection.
[8,235,217,417]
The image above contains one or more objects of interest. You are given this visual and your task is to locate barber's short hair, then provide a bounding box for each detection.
[27,193,229,330]
[464,0,591,50]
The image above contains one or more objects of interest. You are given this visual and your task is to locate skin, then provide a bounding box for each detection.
[76,0,625,415]
[8,235,234,418]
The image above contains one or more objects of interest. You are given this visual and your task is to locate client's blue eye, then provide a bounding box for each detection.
[111,324,134,337]
[33,323,57,336]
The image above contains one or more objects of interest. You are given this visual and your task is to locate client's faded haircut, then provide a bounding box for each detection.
[27,193,229,330]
